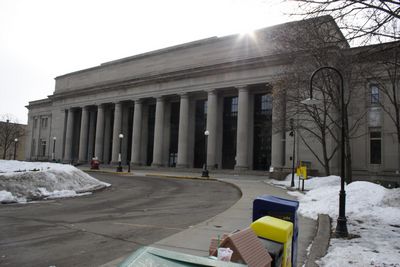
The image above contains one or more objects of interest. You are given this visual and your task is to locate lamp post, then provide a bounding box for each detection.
[289,118,295,187]
[116,133,124,172]
[302,66,348,237]
[13,138,18,160]
[52,136,56,162]
[202,130,209,178]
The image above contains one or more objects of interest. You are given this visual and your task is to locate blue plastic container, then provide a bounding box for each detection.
[253,195,299,267]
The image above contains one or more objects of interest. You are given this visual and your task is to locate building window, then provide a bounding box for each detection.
[370,131,381,164]
[41,117,48,128]
[34,118,38,129]
[261,94,272,114]
[231,97,238,116]
[370,84,379,104]
[41,140,47,156]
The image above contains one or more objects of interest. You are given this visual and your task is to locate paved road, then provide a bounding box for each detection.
[0,173,240,267]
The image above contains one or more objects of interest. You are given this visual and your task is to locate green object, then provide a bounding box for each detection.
[118,246,247,267]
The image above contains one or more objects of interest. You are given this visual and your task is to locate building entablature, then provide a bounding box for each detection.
[26,98,52,110]
[52,52,296,99]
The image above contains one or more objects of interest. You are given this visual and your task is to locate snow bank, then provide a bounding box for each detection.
[0,160,110,203]
[270,174,400,266]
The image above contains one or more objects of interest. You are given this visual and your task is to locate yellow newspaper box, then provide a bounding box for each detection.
[251,216,293,267]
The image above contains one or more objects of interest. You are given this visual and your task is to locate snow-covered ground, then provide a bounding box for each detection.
[270,175,400,266]
[2,159,399,265]
[0,160,110,203]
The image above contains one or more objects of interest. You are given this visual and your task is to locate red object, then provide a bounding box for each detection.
[90,159,100,170]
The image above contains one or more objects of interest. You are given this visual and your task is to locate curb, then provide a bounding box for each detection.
[305,214,331,267]
[145,173,216,181]
[84,169,133,176]
[83,169,215,181]
[213,177,244,199]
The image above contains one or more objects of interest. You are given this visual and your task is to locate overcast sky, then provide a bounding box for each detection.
[0,0,295,124]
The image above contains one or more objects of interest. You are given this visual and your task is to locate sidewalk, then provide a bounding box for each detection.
[89,167,319,267]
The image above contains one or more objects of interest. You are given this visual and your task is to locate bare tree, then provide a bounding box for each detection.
[0,114,25,160]
[289,0,400,44]
[272,17,367,180]
[298,74,341,176]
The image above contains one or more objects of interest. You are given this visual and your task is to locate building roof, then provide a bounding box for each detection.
[52,16,347,95]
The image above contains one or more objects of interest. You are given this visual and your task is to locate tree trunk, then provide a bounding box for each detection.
[397,124,400,174]
[398,140,400,174]
[2,142,6,159]
[321,133,331,176]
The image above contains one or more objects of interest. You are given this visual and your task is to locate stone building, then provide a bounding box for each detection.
[25,16,400,179]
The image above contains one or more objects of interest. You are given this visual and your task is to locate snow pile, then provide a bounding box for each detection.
[0,160,110,203]
[272,174,400,266]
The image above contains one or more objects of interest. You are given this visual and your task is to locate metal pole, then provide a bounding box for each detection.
[202,130,209,177]
[52,138,56,162]
[336,68,348,237]
[309,66,348,237]
[117,134,123,172]
[290,119,295,187]
[13,140,17,160]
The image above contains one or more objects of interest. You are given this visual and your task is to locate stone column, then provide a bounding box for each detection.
[78,106,89,163]
[206,90,218,168]
[64,108,75,162]
[131,99,143,166]
[152,97,165,167]
[94,104,105,161]
[111,102,123,164]
[177,93,189,168]
[235,86,249,170]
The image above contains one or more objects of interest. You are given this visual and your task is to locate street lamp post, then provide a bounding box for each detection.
[202,130,209,178]
[116,133,124,172]
[302,66,348,237]
[290,119,296,187]
[13,138,18,160]
[52,137,56,162]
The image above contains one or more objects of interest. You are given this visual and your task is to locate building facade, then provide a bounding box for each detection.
[25,17,400,179]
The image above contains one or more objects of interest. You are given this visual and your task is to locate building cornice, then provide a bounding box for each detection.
[26,98,52,109]
[49,53,296,101]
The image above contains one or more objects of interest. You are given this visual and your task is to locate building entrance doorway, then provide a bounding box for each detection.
[253,93,272,170]
[193,100,207,168]
[146,105,156,166]
[222,96,238,169]
[169,102,180,167]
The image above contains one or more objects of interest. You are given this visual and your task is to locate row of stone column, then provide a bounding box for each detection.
[63,86,251,169]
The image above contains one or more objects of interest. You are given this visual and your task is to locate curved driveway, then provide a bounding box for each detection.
[0,173,240,267]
